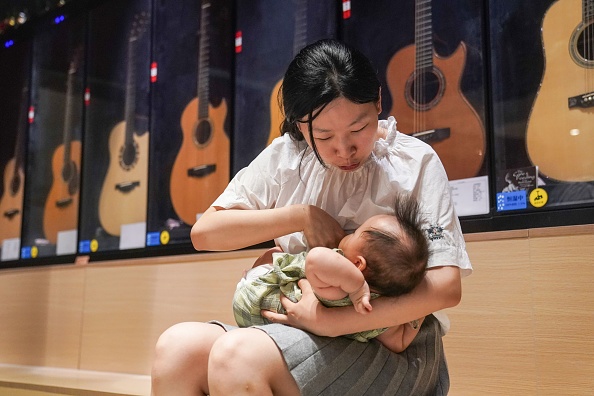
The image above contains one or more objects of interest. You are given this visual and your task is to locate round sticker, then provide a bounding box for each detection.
[529,188,548,208]
[31,246,38,258]
[160,230,170,245]
[90,239,99,252]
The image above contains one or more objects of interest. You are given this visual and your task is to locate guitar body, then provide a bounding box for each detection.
[98,122,149,236]
[43,141,81,244]
[526,0,594,182]
[268,79,283,146]
[0,158,24,243]
[170,97,230,225]
[387,42,486,180]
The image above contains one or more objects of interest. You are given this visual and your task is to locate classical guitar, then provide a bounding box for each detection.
[386,0,486,181]
[0,87,28,244]
[98,13,149,236]
[43,50,82,244]
[267,0,308,146]
[526,0,594,182]
[170,0,230,226]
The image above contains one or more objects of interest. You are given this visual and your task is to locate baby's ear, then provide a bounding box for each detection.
[355,256,367,272]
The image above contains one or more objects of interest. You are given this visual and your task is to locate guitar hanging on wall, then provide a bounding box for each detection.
[0,88,28,244]
[386,0,486,181]
[43,49,82,244]
[170,0,230,226]
[526,0,594,182]
[98,13,149,236]
[267,0,308,146]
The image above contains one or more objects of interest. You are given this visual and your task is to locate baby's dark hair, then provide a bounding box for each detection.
[361,194,429,297]
[279,39,380,166]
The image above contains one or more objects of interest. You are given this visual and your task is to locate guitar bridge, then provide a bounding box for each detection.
[568,92,594,109]
[3,208,19,219]
[187,164,216,178]
[56,197,73,208]
[412,128,451,144]
[115,181,140,193]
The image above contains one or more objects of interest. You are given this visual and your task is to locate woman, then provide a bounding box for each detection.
[151,39,472,395]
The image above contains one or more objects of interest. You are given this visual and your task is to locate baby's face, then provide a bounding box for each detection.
[338,214,397,263]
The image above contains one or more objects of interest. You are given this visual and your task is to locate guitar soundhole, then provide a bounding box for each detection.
[405,68,445,111]
[119,141,139,171]
[571,22,594,67]
[193,119,212,147]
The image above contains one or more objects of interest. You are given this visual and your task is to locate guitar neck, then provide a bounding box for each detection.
[584,0,594,21]
[293,0,308,56]
[124,37,137,146]
[13,86,29,172]
[62,57,79,165]
[414,0,433,72]
[197,0,211,120]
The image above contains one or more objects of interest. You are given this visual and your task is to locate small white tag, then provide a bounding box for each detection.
[119,222,147,250]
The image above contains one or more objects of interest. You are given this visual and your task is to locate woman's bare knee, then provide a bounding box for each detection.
[152,322,225,396]
[208,328,299,396]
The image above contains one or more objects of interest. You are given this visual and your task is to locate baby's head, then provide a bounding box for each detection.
[338,194,429,296]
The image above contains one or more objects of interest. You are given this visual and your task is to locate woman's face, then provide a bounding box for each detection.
[298,97,382,172]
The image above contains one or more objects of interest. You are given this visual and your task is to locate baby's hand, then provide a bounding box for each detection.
[348,281,372,314]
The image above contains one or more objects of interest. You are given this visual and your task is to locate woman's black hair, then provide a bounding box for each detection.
[279,39,381,166]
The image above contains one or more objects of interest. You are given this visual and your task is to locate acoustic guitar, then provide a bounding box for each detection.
[386,0,486,181]
[98,13,149,236]
[526,0,594,182]
[0,88,28,244]
[43,50,82,244]
[170,0,230,226]
[267,0,308,146]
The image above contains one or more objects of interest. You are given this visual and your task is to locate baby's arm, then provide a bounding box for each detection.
[305,247,372,314]
[375,317,425,353]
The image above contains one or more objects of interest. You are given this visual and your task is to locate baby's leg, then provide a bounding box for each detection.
[208,327,300,396]
[151,322,225,396]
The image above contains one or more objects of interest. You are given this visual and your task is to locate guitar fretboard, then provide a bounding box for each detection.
[414,0,433,73]
[197,1,211,121]
[584,0,594,21]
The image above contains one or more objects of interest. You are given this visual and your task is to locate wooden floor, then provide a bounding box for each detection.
[0,364,150,396]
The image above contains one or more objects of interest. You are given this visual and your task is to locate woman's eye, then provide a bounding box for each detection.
[315,136,332,141]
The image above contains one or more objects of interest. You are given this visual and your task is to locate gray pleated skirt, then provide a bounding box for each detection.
[212,314,449,396]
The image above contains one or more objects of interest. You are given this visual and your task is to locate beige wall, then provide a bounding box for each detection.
[0,225,593,394]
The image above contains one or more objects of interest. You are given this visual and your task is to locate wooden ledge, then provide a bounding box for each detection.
[0,364,150,396]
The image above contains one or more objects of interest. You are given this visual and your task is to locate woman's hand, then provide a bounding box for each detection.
[261,279,331,336]
[301,205,345,248]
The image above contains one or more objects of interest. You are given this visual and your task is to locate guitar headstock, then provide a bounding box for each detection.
[129,11,149,42]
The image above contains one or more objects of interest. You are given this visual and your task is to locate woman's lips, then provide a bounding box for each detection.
[338,163,360,171]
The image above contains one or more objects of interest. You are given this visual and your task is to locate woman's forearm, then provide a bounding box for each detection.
[312,266,461,336]
[191,205,305,251]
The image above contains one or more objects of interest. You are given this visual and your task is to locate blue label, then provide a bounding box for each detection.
[146,232,161,246]
[21,246,31,259]
[79,240,91,253]
[496,191,527,212]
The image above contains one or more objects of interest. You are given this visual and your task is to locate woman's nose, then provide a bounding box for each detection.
[336,139,355,158]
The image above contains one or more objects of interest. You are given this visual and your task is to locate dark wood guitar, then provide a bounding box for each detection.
[170,0,230,226]
[0,88,28,244]
[43,51,82,244]
[526,0,594,182]
[386,0,486,181]
[98,13,149,236]
[267,0,308,146]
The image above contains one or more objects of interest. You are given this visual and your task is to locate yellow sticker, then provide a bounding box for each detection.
[529,188,548,208]
[31,246,38,258]
[160,230,170,245]
[90,239,99,252]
